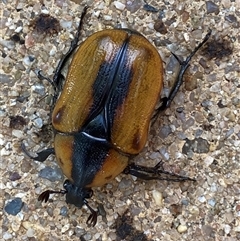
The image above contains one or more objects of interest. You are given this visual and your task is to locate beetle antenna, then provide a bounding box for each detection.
[38,190,67,203]
[84,200,98,227]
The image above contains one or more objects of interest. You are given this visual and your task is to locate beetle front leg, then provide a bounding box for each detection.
[123,162,195,182]
[158,30,212,112]
[52,6,88,88]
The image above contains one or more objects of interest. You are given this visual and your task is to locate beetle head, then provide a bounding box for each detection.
[63,180,98,226]
[63,180,92,208]
[38,180,98,226]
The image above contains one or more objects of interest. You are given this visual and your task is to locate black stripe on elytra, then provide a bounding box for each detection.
[82,33,134,140]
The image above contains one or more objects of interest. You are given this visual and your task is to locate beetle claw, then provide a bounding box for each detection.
[84,200,98,227]
[86,212,98,227]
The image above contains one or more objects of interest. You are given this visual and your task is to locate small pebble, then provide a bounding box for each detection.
[208,198,216,207]
[32,83,45,96]
[61,223,70,233]
[23,56,35,66]
[182,137,210,154]
[33,117,43,129]
[103,15,112,21]
[26,228,35,238]
[113,1,125,11]
[198,195,206,203]
[39,166,63,182]
[126,0,142,13]
[60,20,72,29]
[177,224,187,233]
[0,39,14,49]
[9,172,21,181]
[189,205,199,215]
[3,232,13,240]
[159,125,172,139]
[152,190,163,206]
[204,156,214,166]
[154,19,167,34]
[206,1,219,14]
[224,224,231,235]
[143,3,158,12]
[4,197,23,215]
[60,206,68,216]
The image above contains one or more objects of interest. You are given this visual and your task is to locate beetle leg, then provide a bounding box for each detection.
[52,6,88,88]
[123,162,195,182]
[84,200,98,227]
[34,69,58,90]
[158,30,212,112]
[21,142,54,162]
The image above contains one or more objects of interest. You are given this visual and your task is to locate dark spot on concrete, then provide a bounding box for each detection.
[201,37,233,60]
[112,209,152,241]
[154,19,167,34]
[10,34,25,44]
[31,14,61,36]
[201,124,214,131]
[169,204,183,217]
[217,100,227,108]
[9,115,27,129]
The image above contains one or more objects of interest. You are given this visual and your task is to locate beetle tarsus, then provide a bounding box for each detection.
[124,162,195,182]
[84,200,98,227]
[21,142,54,162]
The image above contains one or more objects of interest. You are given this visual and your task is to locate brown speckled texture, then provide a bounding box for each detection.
[1,0,239,240]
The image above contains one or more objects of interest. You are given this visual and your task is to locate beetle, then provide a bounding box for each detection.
[22,7,211,226]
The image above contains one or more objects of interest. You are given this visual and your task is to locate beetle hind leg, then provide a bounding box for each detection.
[123,162,195,182]
[21,142,54,162]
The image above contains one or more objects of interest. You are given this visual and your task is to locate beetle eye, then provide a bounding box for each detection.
[85,189,93,199]
[63,179,71,189]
